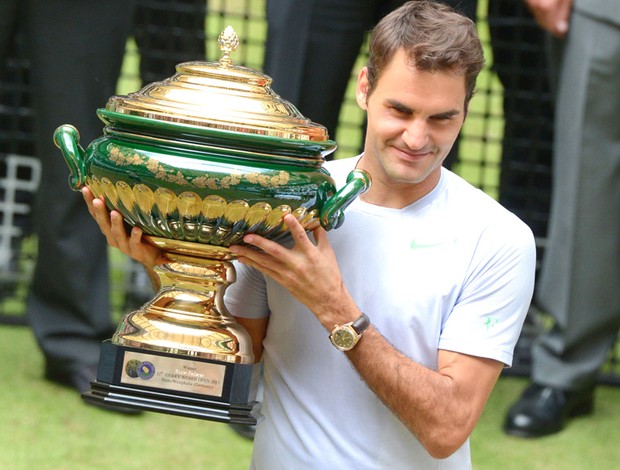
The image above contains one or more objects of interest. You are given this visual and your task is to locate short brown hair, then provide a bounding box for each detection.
[366,0,484,108]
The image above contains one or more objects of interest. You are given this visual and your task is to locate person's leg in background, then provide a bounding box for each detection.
[504,8,620,437]
[124,0,208,311]
[24,0,138,406]
[488,0,553,241]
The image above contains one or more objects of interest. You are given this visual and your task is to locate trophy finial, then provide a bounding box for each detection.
[218,26,239,67]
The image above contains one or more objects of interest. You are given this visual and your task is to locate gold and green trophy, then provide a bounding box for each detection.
[53,27,370,424]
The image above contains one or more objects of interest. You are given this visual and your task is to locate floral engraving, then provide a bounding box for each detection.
[107,144,291,189]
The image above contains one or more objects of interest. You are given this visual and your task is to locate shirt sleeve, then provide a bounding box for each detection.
[439,216,536,367]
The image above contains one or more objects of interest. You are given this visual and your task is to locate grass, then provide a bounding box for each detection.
[2,324,620,469]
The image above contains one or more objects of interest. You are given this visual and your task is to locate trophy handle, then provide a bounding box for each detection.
[320,169,371,230]
[53,124,87,190]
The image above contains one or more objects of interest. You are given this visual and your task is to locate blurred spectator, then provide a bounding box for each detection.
[504,0,620,438]
[0,0,210,413]
[0,0,137,409]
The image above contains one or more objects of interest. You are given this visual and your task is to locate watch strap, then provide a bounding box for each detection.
[350,312,370,336]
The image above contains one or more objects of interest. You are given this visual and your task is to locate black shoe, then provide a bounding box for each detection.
[45,363,142,415]
[503,383,594,438]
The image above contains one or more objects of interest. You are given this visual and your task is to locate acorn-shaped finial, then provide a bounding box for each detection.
[217,26,239,67]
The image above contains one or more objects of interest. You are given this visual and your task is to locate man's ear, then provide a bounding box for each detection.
[355,67,370,110]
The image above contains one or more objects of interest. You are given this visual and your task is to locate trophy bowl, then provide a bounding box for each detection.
[53,27,370,423]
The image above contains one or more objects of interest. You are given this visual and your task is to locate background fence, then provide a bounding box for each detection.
[1,0,617,383]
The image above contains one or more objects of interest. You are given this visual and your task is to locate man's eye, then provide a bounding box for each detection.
[390,106,410,115]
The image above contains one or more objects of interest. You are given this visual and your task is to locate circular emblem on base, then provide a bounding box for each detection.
[137,361,156,380]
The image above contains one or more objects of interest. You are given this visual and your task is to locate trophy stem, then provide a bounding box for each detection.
[112,255,254,365]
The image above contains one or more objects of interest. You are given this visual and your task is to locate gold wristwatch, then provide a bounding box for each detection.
[329,313,370,351]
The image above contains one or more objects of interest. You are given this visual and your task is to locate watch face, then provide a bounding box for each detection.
[332,327,356,350]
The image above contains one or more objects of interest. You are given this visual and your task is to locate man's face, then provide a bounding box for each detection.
[356,48,467,206]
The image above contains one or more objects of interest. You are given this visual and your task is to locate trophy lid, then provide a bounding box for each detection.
[104,26,330,145]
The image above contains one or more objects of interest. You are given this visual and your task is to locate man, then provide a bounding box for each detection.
[84,2,536,467]
[504,0,620,438]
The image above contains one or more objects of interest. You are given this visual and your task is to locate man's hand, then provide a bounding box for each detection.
[229,213,359,329]
[81,186,167,267]
[525,0,573,37]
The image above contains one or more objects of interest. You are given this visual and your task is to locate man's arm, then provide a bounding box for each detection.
[230,213,504,459]
[349,330,503,458]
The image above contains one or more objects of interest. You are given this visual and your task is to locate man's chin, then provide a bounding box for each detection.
[388,164,441,187]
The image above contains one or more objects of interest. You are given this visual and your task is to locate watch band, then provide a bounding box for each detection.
[350,312,370,336]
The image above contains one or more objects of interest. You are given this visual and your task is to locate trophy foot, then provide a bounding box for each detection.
[82,341,258,424]
[82,381,256,424]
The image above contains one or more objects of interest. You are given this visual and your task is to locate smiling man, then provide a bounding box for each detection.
[85,1,536,468]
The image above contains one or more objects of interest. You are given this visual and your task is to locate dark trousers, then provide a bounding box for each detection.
[5,0,136,371]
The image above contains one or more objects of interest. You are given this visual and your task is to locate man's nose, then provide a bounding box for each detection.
[402,119,429,150]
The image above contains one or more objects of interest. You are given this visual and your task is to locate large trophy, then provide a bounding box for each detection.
[53,27,370,424]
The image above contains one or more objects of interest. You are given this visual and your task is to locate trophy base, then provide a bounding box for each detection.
[82,341,258,424]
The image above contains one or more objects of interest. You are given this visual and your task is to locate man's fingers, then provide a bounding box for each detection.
[91,197,113,236]
[283,213,314,246]
[129,226,161,265]
[235,235,283,265]
[312,225,329,248]
[81,186,166,266]
[283,213,304,237]
[81,187,95,216]
[236,214,316,263]
[109,210,130,251]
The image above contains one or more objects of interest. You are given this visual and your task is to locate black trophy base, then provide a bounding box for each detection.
[82,341,257,425]
[83,380,257,424]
